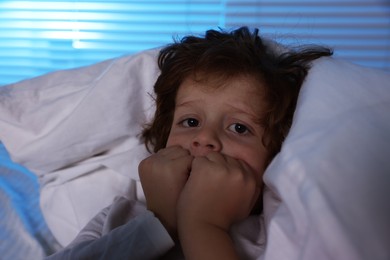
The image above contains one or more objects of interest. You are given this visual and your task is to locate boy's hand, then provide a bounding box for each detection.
[138,146,193,236]
[178,152,260,231]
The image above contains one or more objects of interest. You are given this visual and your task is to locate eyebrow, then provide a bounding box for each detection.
[175,99,204,108]
[226,104,261,122]
[176,100,261,124]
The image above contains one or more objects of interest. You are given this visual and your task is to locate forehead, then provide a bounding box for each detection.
[176,75,265,114]
[180,73,263,96]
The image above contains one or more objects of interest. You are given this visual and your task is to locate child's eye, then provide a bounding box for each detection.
[181,118,199,127]
[228,123,250,135]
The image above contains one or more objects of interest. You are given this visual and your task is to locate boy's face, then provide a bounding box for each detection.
[166,75,269,179]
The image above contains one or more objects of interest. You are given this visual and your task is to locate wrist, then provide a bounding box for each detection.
[178,215,230,236]
[178,217,239,260]
[151,210,178,241]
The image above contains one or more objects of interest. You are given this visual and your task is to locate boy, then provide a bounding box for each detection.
[47,26,331,259]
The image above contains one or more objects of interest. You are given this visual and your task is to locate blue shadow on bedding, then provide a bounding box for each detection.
[0,142,60,258]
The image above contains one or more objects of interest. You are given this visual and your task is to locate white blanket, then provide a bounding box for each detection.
[0,143,60,259]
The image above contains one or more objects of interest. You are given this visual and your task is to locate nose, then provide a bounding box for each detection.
[191,127,222,156]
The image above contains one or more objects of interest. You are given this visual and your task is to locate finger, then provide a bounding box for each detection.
[190,156,208,171]
[158,145,190,159]
[175,155,194,175]
[203,151,227,164]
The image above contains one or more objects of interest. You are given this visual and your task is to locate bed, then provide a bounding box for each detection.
[1,45,389,259]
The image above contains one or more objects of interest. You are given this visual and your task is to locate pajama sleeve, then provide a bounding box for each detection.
[46,197,175,260]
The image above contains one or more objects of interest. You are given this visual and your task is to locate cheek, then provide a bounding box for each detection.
[250,147,268,176]
[165,133,175,147]
[166,131,189,149]
[225,144,268,178]
[250,152,268,178]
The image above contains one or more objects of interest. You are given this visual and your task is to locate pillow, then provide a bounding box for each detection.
[0,49,160,246]
[262,57,390,260]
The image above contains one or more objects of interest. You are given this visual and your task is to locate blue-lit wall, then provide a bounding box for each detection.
[0,0,389,86]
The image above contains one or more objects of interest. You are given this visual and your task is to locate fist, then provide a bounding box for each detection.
[138,146,193,236]
[178,152,261,231]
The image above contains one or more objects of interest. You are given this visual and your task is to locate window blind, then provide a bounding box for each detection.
[0,0,389,86]
[225,0,390,70]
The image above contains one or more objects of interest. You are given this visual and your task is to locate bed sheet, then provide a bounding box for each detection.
[0,142,61,259]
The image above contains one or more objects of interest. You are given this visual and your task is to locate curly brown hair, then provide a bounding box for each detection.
[142,26,332,163]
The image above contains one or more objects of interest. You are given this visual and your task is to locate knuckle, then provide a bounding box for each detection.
[138,158,148,172]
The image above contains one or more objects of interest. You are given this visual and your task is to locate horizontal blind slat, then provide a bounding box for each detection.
[0,0,389,86]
